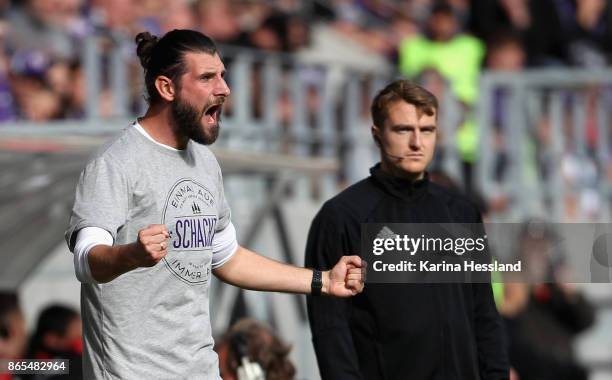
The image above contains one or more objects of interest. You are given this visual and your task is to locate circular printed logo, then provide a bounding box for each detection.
[162,179,217,285]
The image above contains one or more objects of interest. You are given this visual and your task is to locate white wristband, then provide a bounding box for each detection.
[73,227,113,283]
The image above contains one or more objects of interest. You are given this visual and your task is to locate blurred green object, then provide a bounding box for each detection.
[457,115,479,163]
[491,272,505,310]
[399,34,485,105]
[399,35,484,162]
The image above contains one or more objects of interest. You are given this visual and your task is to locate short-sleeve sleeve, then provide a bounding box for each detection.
[65,157,129,252]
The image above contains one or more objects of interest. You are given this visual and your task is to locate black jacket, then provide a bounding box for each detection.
[305,165,509,380]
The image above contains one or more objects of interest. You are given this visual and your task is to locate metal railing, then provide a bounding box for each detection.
[477,70,612,222]
[3,35,611,222]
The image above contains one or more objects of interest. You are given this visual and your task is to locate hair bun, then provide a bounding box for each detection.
[135,31,159,69]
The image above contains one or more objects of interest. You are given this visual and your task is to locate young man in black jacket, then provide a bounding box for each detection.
[305,80,509,380]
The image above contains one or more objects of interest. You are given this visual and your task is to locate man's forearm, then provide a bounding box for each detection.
[213,246,330,294]
[85,224,170,283]
[88,244,138,283]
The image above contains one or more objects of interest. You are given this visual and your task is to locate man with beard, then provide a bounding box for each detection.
[65,29,365,379]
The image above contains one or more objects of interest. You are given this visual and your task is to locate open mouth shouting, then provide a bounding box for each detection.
[203,101,223,125]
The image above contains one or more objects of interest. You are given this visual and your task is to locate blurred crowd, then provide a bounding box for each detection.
[497,221,596,380]
[0,294,82,380]
[1,0,611,221]
[0,0,609,123]
[0,292,296,380]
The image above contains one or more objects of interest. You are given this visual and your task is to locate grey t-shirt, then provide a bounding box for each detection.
[66,124,232,379]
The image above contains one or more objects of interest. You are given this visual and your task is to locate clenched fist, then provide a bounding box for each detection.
[130,224,170,267]
[326,256,367,297]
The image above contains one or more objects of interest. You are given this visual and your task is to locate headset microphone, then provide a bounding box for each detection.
[382,149,409,161]
[374,134,410,161]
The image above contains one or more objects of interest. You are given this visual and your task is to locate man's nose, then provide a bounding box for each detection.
[409,131,421,149]
[215,78,231,97]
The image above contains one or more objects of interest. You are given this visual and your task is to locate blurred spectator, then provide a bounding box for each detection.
[500,221,595,380]
[322,1,400,58]
[6,0,76,60]
[90,0,139,35]
[8,50,64,121]
[484,32,527,212]
[0,19,16,122]
[400,2,484,104]
[216,318,295,380]
[384,13,419,62]
[399,3,485,190]
[469,0,566,66]
[486,32,527,72]
[62,62,85,119]
[242,9,309,52]
[195,0,243,45]
[561,150,601,220]
[555,0,612,67]
[0,292,26,364]
[247,13,287,51]
[22,305,82,380]
[138,0,195,35]
[0,0,606,112]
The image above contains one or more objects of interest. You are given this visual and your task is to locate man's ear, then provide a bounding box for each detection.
[371,125,382,147]
[154,75,176,102]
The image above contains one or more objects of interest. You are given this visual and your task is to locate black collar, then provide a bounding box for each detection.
[369,163,429,201]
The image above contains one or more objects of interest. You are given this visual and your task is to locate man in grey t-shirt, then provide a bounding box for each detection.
[65,30,366,379]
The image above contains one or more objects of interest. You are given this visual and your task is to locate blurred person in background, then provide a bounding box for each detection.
[554,0,612,67]
[385,12,419,63]
[0,292,27,380]
[5,0,76,60]
[556,87,604,221]
[469,0,566,66]
[399,2,485,191]
[52,0,88,40]
[216,318,295,380]
[306,80,508,380]
[138,0,195,35]
[319,0,406,58]
[8,50,64,121]
[61,62,85,119]
[89,0,139,35]
[22,305,82,380]
[500,221,595,380]
[247,12,286,52]
[483,32,527,214]
[0,19,17,122]
[486,32,527,72]
[195,0,244,45]
[399,2,484,106]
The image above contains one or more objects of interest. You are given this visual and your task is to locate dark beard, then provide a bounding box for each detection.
[171,96,221,145]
